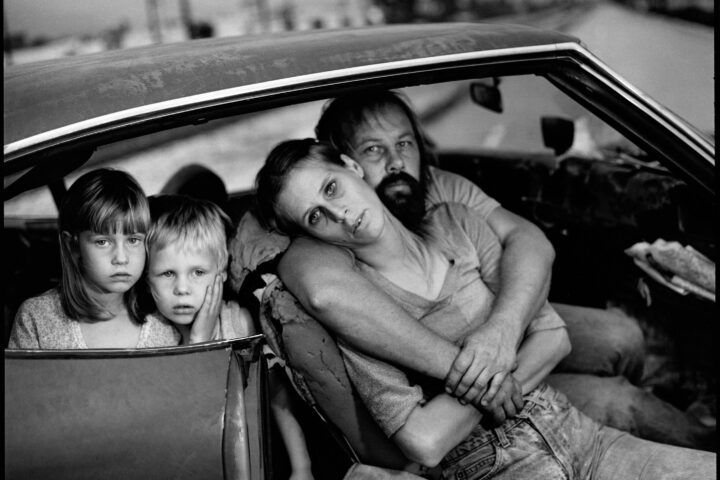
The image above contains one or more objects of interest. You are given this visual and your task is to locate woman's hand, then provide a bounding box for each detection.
[477,373,524,428]
[188,274,223,344]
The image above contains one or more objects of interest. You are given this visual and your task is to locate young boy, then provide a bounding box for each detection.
[146,194,315,480]
[145,194,252,342]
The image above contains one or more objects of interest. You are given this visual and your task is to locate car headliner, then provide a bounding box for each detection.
[3,23,577,150]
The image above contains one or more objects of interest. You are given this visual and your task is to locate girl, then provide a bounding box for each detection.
[8,168,181,349]
[255,139,715,480]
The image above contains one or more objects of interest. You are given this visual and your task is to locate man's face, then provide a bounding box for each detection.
[347,103,426,229]
[147,240,222,325]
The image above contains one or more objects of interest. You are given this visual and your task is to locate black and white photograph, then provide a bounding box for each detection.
[4,0,715,478]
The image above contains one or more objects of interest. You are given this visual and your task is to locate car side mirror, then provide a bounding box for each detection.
[470,78,503,113]
[541,116,575,156]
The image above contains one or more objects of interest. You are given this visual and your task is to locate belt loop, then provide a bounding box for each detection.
[526,390,550,410]
[493,427,511,448]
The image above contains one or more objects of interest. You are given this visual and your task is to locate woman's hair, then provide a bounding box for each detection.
[58,168,150,323]
[146,194,232,272]
[314,89,437,173]
[254,138,344,236]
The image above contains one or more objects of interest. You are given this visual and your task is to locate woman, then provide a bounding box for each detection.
[255,138,715,479]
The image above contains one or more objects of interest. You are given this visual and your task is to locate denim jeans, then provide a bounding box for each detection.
[439,384,715,480]
[546,304,713,450]
[551,303,645,382]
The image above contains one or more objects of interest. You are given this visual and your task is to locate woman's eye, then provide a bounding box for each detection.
[308,209,322,225]
[325,181,337,197]
[398,140,412,149]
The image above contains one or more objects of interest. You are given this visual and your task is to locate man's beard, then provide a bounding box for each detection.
[375,171,426,232]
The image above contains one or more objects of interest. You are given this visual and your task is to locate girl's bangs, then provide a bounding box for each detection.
[86,199,150,234]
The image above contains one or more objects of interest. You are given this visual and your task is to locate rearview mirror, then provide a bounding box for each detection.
[470,78,503,113]
[541,116,575,156]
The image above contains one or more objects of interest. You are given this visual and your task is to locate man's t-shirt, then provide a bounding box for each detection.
[339,202,565,437]
[426,166,500,220]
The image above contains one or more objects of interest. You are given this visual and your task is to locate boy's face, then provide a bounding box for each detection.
[147,240,224,325]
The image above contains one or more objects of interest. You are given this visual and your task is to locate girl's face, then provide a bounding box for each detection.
[277,157,388,248]
[76,229,146,295]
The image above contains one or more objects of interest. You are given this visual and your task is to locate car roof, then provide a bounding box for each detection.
[4,23,577,150]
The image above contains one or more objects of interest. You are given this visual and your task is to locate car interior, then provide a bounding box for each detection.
[4,73,716,477]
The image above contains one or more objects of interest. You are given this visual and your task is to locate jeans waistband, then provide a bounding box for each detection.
[442,383,554,464]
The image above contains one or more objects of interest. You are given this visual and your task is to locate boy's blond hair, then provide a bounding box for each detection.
[147,195,232,270]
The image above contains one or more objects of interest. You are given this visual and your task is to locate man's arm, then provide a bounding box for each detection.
[447,207,555,403]
[278,236,458,380]
[485,207,554,341]
[393,325,570,467]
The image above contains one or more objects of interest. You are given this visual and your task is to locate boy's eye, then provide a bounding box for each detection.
[325,181,337,197]
[193,269,206,277]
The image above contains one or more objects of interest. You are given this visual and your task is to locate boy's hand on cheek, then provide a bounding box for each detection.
[188,274,223,343]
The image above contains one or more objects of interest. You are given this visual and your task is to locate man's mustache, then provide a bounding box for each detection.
[376,171,421,197]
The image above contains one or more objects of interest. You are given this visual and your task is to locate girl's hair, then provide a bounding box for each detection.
[146,194,232,272]
[58,168,150,323]
[254,138,344,236]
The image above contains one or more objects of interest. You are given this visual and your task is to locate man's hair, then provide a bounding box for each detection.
[314,89,436,171]
[147,195,232,271]
[254,138,344,236]
[58,168,150,323]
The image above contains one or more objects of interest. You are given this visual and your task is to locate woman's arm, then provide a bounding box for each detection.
[392,394,483,467]
[392,325,570,467]
[513,325,571,395]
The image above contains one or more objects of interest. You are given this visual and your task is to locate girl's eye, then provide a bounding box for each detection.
[95,239,109,247]
[161,271,174,278]
[308,209,323,225]
[325,181,337,197]
[127,237,142,246]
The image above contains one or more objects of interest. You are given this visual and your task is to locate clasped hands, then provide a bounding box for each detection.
[445,323,524,427]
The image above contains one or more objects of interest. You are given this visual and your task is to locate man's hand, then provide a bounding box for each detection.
[477,373,524,428]
[445,320,519,406]
[188,274,223,344]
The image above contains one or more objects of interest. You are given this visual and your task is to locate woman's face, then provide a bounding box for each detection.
[276,157,388,248]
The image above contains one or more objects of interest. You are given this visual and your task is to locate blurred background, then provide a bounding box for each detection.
[4,0,714,214]
[4,0,713,66]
